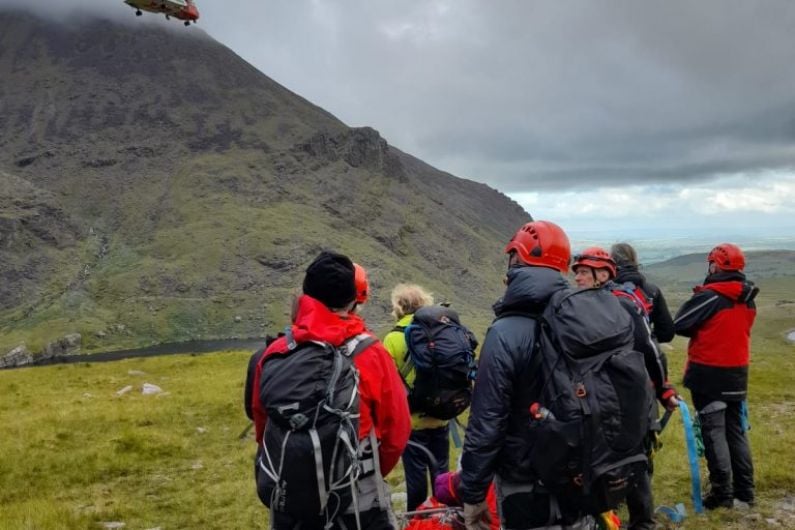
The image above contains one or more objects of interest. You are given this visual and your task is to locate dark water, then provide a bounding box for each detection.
[33,338,266,366]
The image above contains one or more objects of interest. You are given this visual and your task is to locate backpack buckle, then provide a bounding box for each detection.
[575,383,587,398]
[288,413,309,430]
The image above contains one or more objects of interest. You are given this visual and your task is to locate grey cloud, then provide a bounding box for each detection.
[0,0,126,19]
[197,1,795,192]
[5,0,795,193]
[0,0,205,33]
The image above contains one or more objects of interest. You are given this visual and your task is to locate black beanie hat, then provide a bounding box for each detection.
[302,251,357,309]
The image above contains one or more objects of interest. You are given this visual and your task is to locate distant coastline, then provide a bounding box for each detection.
[568,233,795,265]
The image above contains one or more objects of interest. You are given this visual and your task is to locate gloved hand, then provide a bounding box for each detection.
[660,389,679,412]
[664,394,679,412]
[463,501,491,530]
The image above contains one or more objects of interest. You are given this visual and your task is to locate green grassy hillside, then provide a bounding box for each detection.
[1,257,793,529]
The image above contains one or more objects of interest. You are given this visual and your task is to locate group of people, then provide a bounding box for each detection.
[244,219,758,530]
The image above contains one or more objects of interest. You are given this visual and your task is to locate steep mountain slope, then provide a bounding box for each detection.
[0,10,530,354]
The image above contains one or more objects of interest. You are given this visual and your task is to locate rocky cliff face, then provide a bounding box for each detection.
[0,171,81,313]
[0,10,531,354]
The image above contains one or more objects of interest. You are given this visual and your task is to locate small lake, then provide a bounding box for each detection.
[34,338,266,367]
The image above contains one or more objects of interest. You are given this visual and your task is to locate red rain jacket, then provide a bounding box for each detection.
[674,272,758,401]
[251,295,411,476]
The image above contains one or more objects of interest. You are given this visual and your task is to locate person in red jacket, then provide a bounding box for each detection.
[674,243,758,510]
[251,251,411,529]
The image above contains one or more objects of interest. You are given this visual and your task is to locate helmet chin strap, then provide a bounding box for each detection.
[591,268,601,288]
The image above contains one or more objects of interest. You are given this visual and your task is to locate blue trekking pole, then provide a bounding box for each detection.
[740,399,751,432]
[678,400,704,514]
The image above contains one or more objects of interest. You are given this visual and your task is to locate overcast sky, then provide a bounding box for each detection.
[4,0,795,240]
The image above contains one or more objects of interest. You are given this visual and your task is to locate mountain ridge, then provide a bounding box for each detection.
[0,9,530,355]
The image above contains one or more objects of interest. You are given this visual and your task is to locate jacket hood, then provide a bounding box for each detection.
[290,294,367,346]
[704,270,746,285]
[495,266,571,316]
[615,265,647,289]
[698,279,758,303]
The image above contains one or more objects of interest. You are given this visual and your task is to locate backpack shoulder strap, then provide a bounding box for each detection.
[613,282,651,318]
[399,325,417,383]
[342,333,377,358]
[284,326,298,350]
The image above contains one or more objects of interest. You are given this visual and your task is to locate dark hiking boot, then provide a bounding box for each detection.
[702,494,734,510]
[734,491,755,506]
[733,499,754,511]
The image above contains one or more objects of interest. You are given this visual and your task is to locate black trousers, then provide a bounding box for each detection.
[270,507,393,530]
[626,403,660,530]
[625,469,655,530]
[499,489,594,529]
[691,393,755,502]
[402,425,450,511]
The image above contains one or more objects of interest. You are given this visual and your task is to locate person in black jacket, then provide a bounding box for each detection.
[572,248,677,530]
[459,220,597,530]
[610,243,675,343]
[572,248,677,408]
[674,243,758,509]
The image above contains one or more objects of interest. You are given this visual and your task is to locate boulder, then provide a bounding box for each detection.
[63,333,81,348]
[0,344,33,368]
[142,383,163,395]
[42,333,81,360]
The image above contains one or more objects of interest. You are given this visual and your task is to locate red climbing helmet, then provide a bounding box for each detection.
[353,263,369,304]
[572,247,617,279]
[504,221,571,273]
[707,243,745,272]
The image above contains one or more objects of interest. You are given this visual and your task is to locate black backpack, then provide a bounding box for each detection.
[401,305,478,420]
[256,331,376,524]
[523,288,653,514]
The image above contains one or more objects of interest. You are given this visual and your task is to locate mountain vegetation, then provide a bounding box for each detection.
[0,10,529,356]
[2,259,794,528]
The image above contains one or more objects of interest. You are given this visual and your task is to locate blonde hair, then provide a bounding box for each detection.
[391,283,434,320]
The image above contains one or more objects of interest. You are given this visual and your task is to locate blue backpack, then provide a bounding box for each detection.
[400,306,478,420]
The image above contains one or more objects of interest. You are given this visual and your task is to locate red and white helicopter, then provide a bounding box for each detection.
[124,0,200,26]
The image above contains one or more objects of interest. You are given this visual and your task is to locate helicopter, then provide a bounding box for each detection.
[124,0,200,26]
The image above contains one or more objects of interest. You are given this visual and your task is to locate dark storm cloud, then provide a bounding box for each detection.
[199,1,795,191]
[5,0,795,192]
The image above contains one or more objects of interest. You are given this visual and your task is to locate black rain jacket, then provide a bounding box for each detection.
[459,266,570,504]
[615,265,675,343]
[608,282,674,405]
